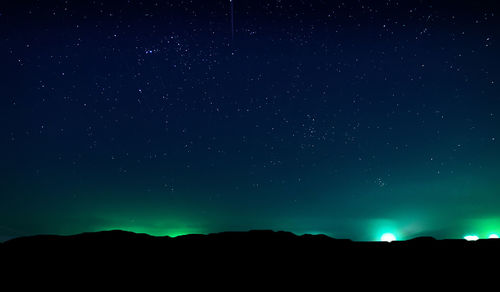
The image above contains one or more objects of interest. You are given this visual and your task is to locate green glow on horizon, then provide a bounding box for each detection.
[369,219,402,241]
[95,225,202,237]
[488,234,499,239]
[463,217,500,240]
[300,230,330,236]
[88,213,205,237]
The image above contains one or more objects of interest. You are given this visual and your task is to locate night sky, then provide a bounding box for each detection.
[1,0,499,241]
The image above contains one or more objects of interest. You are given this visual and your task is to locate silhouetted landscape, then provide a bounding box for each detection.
[3,230,500,266]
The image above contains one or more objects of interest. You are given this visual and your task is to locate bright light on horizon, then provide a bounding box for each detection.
[380,233,396,242]
[464,235,479,241]
[488,234,499,239]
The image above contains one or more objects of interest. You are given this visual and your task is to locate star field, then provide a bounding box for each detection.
[1,0,499,241]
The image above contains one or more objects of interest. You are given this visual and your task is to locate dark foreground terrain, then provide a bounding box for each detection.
[2,230,500,280]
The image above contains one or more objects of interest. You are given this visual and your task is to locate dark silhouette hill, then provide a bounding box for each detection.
[3,229,500,254]
[2,229,500,280]
[3,229,499,259]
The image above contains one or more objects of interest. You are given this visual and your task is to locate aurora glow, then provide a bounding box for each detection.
[1,0,499,242]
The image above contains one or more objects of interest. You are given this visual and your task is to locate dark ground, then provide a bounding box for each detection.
[2,230,500,276]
